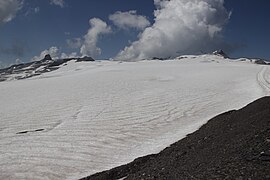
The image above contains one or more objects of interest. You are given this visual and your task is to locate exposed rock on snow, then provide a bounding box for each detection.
[77,56,95,62]
[212,49,229,58]
[44,54,52,61]
[254,59,269,65]
[0,54,95,81]
[151,57,169,60]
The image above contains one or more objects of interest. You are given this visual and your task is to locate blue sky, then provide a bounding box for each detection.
[224,0,270,59]
[0,0,269,66]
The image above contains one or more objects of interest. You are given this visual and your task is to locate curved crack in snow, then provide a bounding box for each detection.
[257,66,270,94]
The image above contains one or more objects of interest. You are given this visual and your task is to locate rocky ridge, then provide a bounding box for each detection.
[0,54,94,82]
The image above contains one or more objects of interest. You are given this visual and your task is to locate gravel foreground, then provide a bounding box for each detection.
[81,97,270,180]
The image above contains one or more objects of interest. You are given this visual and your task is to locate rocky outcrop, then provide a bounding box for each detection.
[43,54,52,61]
[76,56,95,62]
[212,49,229,58]
[0,54,95,81]
[255,59,269,65]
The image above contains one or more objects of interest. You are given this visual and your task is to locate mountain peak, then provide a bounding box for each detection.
[212,50,229,58]
[43,54,52,61]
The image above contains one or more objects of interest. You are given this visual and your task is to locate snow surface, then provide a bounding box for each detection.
[0,55,269,179]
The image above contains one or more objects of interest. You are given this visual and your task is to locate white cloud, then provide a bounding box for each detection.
[109,10,150,30]
[60,52,77,59]
[31,46,59,61]
[0,0,23,24]
[80,18,111,58]
[15,58,22,64]
[25,7,40,16]
[0,61,4,68]
[32,19,111,61]
[116,0,230,60]
[34,7,40,13]
[67,38,82,49]
[31,46,78,61]
[50,0,64,8]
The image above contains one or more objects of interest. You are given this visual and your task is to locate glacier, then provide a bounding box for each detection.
[0,55,269,179]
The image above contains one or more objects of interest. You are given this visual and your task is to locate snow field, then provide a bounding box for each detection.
[0,56,269,179]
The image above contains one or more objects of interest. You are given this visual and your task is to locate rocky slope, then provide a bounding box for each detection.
[82,96,270,180]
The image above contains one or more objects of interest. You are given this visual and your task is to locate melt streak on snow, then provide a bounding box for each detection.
[0,55,269,179]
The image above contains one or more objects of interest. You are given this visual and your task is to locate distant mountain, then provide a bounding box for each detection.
[212,50,270,64]
[212,49,229,58]
[1,51,269,82]
[0,54,94,82]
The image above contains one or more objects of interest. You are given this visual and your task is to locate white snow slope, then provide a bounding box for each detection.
[0,55,269,179]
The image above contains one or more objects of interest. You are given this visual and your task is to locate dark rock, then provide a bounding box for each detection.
[49,59,65,67]
[82,96,270,180]
[151,57,170,60]
[259,151,270,161]
[16,131,29,134]
[255,59,267,65]
[152,57,164,60]
[16,128,45,134]
[213,49,229,58]
[0,55,94,81]
[177,56,187,60]
[77,56,95,62]
[43,54,52,61]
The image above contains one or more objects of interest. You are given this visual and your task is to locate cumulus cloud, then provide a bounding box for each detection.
[0,0,23,24]
[50,0,64,8]
[67,38,82,49]
[15,58,22,64]
[116,0,231,60]
[31,46,59,61]
[109,10,150,30]
[32,18,110,61]
[60,52,77,59]
[31,46,77,61]
[80,18,111,58]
